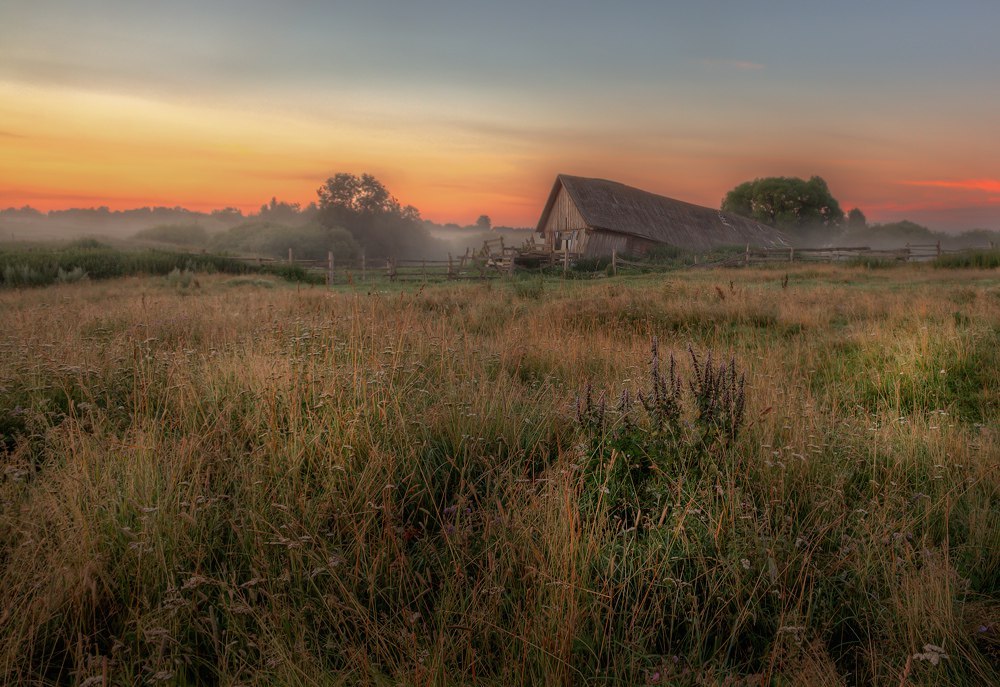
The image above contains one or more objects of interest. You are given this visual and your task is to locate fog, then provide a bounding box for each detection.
[787,221,999,252]
[0,202,536,263]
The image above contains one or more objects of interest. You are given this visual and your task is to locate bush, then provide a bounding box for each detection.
[165,267,195,288]
[1,264,48,287]
[133,224,209,246]
[56,266,88,284]
[211,221,361,262]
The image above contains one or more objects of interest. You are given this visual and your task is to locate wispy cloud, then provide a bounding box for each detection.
[903,179,1000,194]
[700,59,765,71]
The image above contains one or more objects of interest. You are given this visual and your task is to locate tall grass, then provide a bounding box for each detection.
[0,264,996,685]
[0,244,324,288]
[934,249,1000,269]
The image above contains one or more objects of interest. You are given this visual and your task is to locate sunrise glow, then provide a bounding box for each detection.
[2,2,998,230]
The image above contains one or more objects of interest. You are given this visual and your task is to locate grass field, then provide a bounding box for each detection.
[0,265,997,685]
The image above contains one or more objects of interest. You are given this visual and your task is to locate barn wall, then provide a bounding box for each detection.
[583,230,657,258]
[541,185,588,250]
[582,231,628,258]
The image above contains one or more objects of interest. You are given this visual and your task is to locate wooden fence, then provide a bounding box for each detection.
[230,247,518,284]
[216,239,993,284]
[734,241,972,265]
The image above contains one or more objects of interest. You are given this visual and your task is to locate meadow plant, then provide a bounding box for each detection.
[0,264,995,685]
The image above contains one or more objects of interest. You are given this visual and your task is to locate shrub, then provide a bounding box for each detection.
[1,264,48,287]
[165,267,195,288]
[56,266,88,283]
[133,224,209,246]
[210,221,361,262]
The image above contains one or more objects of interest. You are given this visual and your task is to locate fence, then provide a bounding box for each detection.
[229,248,518,285]
[216,239,994,285]
[733,241,977,265]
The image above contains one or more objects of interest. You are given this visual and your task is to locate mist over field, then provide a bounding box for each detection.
[3,175,998,263]
[0,201,535,261]
[2,1,1000,684]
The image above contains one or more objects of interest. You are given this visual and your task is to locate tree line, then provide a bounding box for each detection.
[720,175,999,248]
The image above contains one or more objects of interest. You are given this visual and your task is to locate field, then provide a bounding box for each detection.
[0,265,997,685]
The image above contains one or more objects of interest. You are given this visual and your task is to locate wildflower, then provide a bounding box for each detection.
[912,644,949,665]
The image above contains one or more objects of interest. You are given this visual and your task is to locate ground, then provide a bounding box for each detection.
[0,265,997,685]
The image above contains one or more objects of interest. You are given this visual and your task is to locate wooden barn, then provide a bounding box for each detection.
[536,174,789,257]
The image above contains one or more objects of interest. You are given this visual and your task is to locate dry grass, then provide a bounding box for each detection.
[0,265,997,685]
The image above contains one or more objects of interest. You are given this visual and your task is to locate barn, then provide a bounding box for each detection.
[536,174,789,257]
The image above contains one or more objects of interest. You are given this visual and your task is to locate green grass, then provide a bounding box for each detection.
[0,243,329,288]
[0,264,996,685]
[935,249,1000,269]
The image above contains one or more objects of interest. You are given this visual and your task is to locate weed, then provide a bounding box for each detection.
[0,264,995,685]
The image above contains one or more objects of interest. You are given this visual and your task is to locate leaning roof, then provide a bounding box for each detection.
[536,174,789,250]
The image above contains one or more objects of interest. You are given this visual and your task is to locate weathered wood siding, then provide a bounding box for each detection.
[540,185,588,250]
[583,230,657,258]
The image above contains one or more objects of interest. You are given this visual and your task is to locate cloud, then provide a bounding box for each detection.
[903,179,1000,194]
[700,59,765,71]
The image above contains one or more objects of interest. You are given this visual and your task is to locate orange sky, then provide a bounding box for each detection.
[2,2,999,230]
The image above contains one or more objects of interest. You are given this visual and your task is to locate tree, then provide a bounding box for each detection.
[315,173,433,258]
[259,197,309,225]
[721,176,844,232]
[475,214,492,231]
[211,207,245,224]
[847,207,867,229]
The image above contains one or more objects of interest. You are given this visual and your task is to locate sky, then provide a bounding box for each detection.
[1,0,999,230]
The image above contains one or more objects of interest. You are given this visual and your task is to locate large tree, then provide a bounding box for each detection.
[721,176,844,232]
[315,173,431,258]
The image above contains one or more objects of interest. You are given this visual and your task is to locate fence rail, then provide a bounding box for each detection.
[205,239,995,285]
[226,248,520,284]
[732,241,979,265]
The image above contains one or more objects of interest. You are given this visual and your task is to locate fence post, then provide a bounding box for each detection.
[327,251,334,286]
[612,249,618,276]
[936,241,941,258]
[448,253,454,279]
[288,248,293,265]
[563,246,569,278]
[789,246,795,262]
[361,249,366,281]
[745,243,750,266]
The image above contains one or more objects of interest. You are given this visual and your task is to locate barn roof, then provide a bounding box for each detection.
[536,174,789,250]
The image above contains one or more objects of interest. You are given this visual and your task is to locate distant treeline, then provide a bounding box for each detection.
[1,180,533,260]
[835,221,999,251]
[128,219,531,262]
[720,175,999,249]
